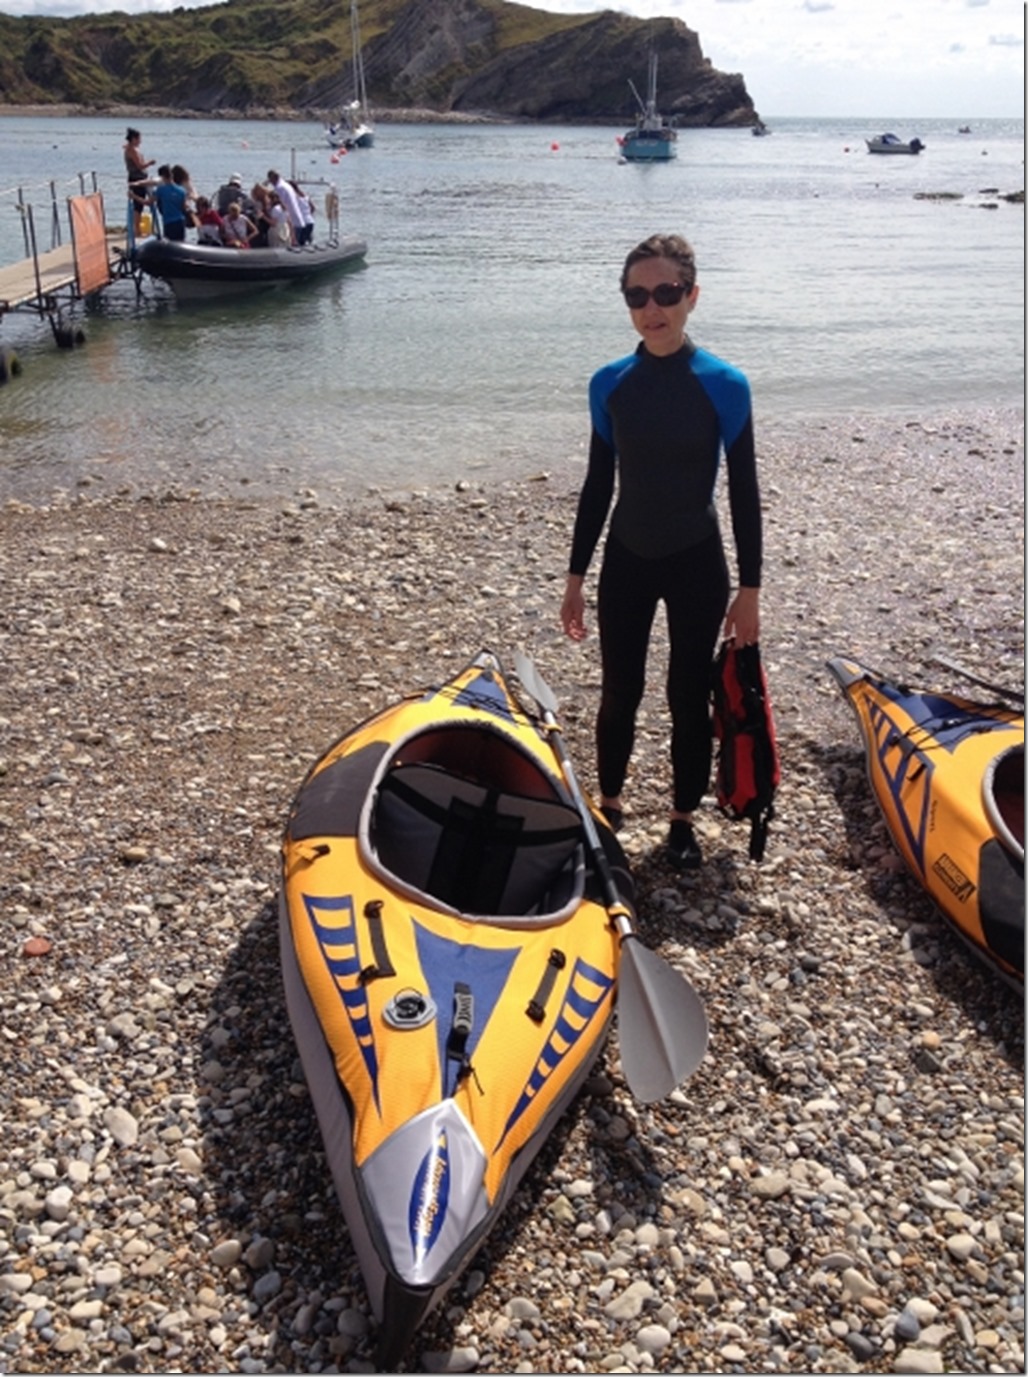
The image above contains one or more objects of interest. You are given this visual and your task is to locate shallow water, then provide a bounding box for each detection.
[0,114,1023,501]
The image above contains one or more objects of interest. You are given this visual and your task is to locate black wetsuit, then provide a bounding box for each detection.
[568,338,762,813]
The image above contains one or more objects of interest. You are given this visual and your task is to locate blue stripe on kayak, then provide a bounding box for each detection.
[302,893,382,1115]
[451,669,516,722]
[877,682,1020,750]
[868,699,932,875]
[413,925,521,1094]
[496,957,613,1151]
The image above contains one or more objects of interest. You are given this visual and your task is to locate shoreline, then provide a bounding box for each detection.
[0,404,1023,1374]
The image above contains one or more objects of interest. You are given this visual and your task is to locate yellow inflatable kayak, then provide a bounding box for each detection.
[279,651,707,1365]
[828,655,1024,987]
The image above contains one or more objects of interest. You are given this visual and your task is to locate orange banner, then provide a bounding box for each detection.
[70,193,111,295]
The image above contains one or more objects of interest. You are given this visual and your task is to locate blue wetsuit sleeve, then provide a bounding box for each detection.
[725,413,762,588]
[568,428,616,576]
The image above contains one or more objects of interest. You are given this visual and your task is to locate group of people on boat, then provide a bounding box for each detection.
[124,130,319,248]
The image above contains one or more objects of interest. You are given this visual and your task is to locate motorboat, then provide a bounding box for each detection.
[133,234,366,302]
[866,132,925,154]
[325,0,375,149]
[619,53,677,162]
[279,651,708,1365]
[827,655,1024,987]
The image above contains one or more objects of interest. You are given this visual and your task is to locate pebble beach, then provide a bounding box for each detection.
[0,405,1024,1376]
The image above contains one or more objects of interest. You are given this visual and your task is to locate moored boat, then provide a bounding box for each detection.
[134,234,366,302]
[619,52,677,162]
[866,132,925,154]
[325,0,375,149]
[279,651,707,1365]
[827,655,1024,986]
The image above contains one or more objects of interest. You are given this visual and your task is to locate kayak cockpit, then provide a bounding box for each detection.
[366,724,586,921]
[985,743,1025,860]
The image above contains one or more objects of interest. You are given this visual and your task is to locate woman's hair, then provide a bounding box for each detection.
[126,127,140,142]
[171,165,189,185]
[227,202,240,217]
[620,234,696,292]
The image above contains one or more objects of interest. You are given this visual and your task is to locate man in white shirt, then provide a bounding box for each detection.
[267,171,304,244]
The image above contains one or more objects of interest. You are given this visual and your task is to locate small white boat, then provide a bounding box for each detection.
[326,0,375,150]
[619,53,677,163]
[866,132,925,155]
[134,235,367,302]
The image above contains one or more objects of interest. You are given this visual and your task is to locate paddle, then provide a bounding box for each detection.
[928,648,1024,706]
[514,651,709,1103]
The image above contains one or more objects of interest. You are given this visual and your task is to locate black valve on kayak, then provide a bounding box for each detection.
[383,988,436,1030]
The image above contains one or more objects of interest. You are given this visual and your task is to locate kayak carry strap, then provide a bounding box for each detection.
[526,948,567,1023]
[359,899,396,984]
[446,982,478,1092]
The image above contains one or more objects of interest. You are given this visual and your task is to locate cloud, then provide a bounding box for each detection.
[802,1,835,11]
[965,0,990,7]
[988,31,1024,45]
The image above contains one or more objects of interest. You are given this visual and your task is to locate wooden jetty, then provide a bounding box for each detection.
[0,190,130,358]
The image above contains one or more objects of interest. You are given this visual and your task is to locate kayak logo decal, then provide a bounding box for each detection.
[868,699,932,874]
[408,1128,451,1264]
[303,893,382,1113]
[497,956,613,1150]
[932,853,976,903]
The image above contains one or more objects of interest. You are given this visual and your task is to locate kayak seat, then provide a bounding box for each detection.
[373,762,584,917]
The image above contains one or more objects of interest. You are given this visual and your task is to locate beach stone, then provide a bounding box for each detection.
[893,1350,945,1374]
[210,1239,243,1268]
[750,1172,790,1200]
[102,1106,138,1147]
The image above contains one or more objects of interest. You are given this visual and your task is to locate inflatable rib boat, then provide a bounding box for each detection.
[828,655,1024,986]
[280,652,708,1366]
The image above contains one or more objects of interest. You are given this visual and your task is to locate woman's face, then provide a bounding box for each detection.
[623,255,699,356]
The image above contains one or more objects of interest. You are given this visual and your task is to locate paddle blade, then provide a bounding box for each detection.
[514,650,558,715]
[616,937,709,1102]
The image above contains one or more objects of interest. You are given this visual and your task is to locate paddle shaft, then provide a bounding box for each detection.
[929,650,1024,706]
[513,650,709,1100]
[537,712,632,939]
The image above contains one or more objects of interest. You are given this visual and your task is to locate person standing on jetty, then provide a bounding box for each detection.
[123,127,154,234]
[560,232,762,870]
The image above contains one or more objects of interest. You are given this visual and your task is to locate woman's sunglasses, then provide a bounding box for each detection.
[622,282,691,309]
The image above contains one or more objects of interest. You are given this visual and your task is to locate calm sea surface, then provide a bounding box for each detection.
[0,114,1023,501]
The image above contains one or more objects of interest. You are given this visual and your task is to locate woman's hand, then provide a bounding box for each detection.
[561,575,587,642]
[725,585,760,647]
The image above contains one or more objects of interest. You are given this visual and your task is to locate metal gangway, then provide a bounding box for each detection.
[0,172,131,362]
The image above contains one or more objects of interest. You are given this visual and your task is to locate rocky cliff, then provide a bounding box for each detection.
[0,0,759,127]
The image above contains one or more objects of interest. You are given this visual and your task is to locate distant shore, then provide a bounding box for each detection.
[1,103,524,125]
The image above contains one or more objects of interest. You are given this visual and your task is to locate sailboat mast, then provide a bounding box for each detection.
[351,0,368,114]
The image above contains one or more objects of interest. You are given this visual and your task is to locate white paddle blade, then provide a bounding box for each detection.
[617,937,709,1103]
[514,650,558,714]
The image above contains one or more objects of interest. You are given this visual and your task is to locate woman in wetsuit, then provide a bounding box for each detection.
[560,233,762,870]
[123,127,154,234]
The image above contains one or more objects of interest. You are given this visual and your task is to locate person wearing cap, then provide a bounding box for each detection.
[215,172,255,219]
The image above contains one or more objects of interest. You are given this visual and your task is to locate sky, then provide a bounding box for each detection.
[0,0,1023,118]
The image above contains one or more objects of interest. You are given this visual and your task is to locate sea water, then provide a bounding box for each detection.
[0,114,1022,502]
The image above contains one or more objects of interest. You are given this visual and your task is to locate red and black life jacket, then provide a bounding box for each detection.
[712,639,780,861]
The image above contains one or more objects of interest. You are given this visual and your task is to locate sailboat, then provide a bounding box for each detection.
[619,52,677,162]
[326,0,375,150]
